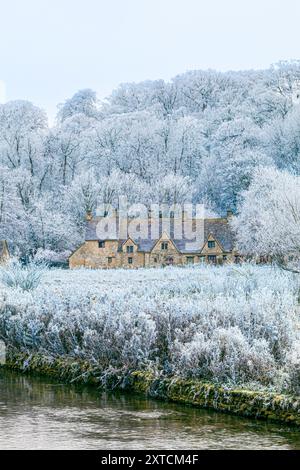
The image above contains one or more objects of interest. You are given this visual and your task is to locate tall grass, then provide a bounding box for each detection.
[0,259,47,291]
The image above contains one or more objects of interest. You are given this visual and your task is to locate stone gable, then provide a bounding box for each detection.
[69,213,238,269]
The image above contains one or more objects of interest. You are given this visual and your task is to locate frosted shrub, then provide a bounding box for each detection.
[284,343,300,395]
[0,259,47,291]
[80,302,157,368]
[173,328,275,385]
[34,249,71,264]
[0,264,299,392]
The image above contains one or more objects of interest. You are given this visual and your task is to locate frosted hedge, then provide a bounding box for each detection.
[0,265,299,393]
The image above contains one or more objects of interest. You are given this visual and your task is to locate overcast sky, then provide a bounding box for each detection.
[0,0,299,122]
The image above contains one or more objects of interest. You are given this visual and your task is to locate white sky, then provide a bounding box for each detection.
[0,0,300,122]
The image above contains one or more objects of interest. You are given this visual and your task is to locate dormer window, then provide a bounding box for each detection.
[98,241,105,248]
[208,241,215,249]
[127,245,134,254]
[161,242,168,251]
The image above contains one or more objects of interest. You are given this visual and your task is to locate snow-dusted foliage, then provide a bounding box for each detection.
[232,167,300,272]
[0,259,47,291]
[0,265,299,392]
[2,62,300,258]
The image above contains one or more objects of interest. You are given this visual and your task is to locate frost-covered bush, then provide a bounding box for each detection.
[283,343,300,395]
[34,249,71,264]
[172,329,275,385]
[0,259,47,291]
[0,264,299,392]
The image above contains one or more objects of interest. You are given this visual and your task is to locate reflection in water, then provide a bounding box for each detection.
[0,369,300,450]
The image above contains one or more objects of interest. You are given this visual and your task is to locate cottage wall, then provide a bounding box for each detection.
[148,234,183,268]
[69,214,237,269]
[69,240,119,269]
[118,239,145,268]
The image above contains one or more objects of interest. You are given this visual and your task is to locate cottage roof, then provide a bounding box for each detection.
[85,215,235,254]
[204,219,235,252]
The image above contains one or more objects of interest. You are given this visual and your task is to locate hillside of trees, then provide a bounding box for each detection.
[1,60,300,260]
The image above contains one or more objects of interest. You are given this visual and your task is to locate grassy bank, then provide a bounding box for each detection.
[1,264,300,425]
[4,350,300,426]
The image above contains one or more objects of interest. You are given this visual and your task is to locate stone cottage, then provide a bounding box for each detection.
[69,211,239,269]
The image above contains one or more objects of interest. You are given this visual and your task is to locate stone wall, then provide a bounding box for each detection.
[69,233,236,269]
[69,240,119,269]
[69,240,145,269]
[118,239,145,268]
[148,234,183,267]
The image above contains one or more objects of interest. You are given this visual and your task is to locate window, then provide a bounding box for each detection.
[170,211,175,218]
[208,255,217,264]
[98,241,105,248]
[161,242,168,251]
[186,256,194,265]
[223,255,227,261]
[107,257,113,264]
[128,257,133,265]
[166,257,174,265]
[208,240,216,249]
[104,211,109,217]
[127,245,134,254]
[154,257,158,263]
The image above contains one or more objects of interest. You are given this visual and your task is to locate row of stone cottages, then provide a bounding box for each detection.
[69,210,241,269]
[0,211,242,270]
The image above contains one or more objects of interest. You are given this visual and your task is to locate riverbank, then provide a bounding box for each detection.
[3,351,300,426]
[2,368,300,450]
[1,265,300,427]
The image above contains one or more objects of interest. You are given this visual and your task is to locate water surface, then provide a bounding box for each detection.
[0,369,299,450]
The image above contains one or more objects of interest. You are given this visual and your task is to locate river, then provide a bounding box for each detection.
[0,369,299,450]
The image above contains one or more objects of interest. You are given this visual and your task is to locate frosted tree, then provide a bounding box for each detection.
[232,166,300,272]
[0,100,47,174]
[2,62,300,259]
[195,117,270,212]
[264,106,300,174]
[104,81,158,115]
[67,170,101,225]
[89,111,165,179]
[48,114,93,186]
[153,174,194,205]
[166,117,204,177]
[57,89,99,122]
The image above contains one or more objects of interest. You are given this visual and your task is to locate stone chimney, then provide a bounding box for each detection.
[86,210,93,221]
